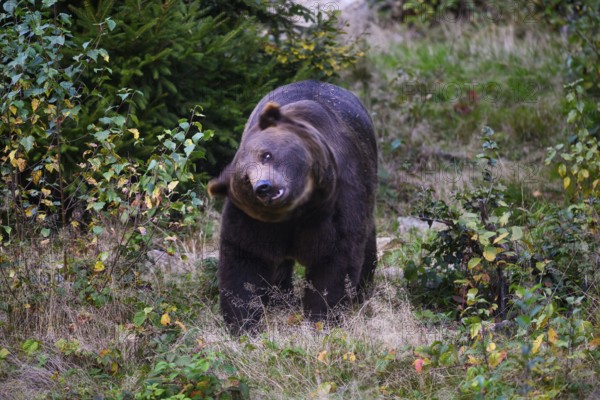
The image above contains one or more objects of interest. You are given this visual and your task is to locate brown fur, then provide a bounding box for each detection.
[208,80,377,333]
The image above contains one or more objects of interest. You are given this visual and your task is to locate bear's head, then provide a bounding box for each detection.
[208,102,336,222]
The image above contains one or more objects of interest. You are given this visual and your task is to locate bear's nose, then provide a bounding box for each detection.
[253,180,273,198]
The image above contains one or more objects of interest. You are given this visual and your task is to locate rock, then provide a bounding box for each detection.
[397,217,445,235]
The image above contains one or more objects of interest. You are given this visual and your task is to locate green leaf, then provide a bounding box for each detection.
[468,257,481,269]
[106,18,116,31]
[89,202,106,211]
[470,322,482,339]
[3,1,16,13]
[567,109,578,124]
[466,288,479,305]
[133,311,147,327]
[483,246,496,261]
[19,136,35,152]
[498,212,510,227]
[22,339,40,356]
[511,226,523,241]
[0,348,10,359]
[93,130,110,142]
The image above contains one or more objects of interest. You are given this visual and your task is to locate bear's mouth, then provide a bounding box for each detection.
[271,188,285,201]
[256,187,285,206]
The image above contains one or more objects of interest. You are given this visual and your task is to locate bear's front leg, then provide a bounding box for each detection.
[217,239,273,334]
[303,252,361,322]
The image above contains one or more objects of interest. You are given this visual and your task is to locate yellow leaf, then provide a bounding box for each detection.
[45,104,56,115]
[488,350,507,369]
[578,168,589,182]
[128,128,140,140]
[160,313,171,326]
[483,246,496,261]
[467,355,481,365]
[486,342,496,352]
[41,188,51,197]
[558,163,566,177]
[9,105,17,115]
[532,333,544,354]
[32,170,42,185]
[167,180,179,192]
[563,176,571,189]
[317,351,328,363]
[301,42,315,51]
[94,261,105,272]
[548,328,558,345]
[493,232,509,244]
[343,352,356,363]
[174,320,187,331]
[13,158,26,172]
[144,195,153,209]
[45,162,57,173]
[31,99,40,112]
[589,337,600,349]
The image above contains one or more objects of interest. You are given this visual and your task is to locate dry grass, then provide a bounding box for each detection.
[175,277,445,399]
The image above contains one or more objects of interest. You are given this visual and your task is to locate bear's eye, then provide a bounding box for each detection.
[261,152,272,163]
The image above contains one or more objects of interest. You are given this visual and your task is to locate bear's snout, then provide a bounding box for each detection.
[253,179,285,203]
[253,180,273,198]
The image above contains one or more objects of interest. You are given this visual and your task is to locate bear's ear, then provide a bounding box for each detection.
[207,176,228,197]
[259,102,282,130]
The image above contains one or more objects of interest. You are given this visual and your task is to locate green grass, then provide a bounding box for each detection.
[365,23,566,155]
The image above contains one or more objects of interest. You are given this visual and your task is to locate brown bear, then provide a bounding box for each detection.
[208,80,377,333]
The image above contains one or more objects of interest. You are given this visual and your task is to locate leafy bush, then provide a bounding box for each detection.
[408,127,531,316]
[59,0,364,172]
[135,351,249,400]
[0,1,205,314]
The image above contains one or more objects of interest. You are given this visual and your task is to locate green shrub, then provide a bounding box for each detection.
[59,0,364,173]
[0,1,205,313]
[135,351,249,400]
